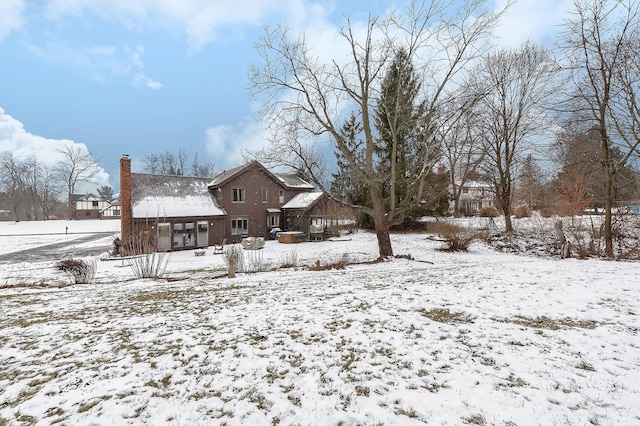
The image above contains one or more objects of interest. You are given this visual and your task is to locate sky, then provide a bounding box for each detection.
[0,0,573,193]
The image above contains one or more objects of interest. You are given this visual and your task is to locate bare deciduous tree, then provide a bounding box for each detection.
[249,0,509,257]
[560,0,640,257]
[474,42,559,233]
[439,92,486,216]
[0,152,28,221]
[53,145,102,219]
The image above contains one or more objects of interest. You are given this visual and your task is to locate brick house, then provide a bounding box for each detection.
[119,155,322,251]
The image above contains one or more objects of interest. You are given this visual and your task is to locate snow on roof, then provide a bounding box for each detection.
[275,173,314,190]
[131,174,225,219]
[282,192,323,209]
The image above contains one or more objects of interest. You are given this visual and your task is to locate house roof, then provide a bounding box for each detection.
[208,160,314,190]
[275,173,314,190]
[131,173,225,219]
[207,163,249,187]
[282,192,324,210]
[72,193,101,202]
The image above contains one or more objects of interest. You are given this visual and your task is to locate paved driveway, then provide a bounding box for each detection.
[0,233,111,264]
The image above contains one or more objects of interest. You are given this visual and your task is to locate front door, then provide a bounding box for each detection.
[197,221,208,247]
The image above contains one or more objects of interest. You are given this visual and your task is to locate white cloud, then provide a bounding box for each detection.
[25,38,162,88]
[42,0,337,52]
[492,0,574,48]
[0,107,111,189]
[205,118,268,170]
[132,72,162,90]
[0,0,24,41]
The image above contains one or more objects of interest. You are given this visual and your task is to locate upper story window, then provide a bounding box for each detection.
[232,188,245,202]
[92,201,99,208]
[262,189,268,203]
[279,189,284,203]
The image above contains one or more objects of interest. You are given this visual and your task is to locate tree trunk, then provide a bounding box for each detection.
[501,191,513,233]
[370,199,393,259]
[374,220,393,259]
[602,143,614,258]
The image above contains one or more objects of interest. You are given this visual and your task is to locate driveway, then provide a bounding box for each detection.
[0,233,112,264]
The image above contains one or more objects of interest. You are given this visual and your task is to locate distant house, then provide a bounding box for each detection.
[454,180,496,216]
[119,155,326,252]
[72,193,111,219]
[100,196,121,220]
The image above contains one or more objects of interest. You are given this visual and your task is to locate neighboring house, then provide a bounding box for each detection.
[100,197,121,220]
[454,180,496,216]
[72,193,111,219]
[120,155,324,252]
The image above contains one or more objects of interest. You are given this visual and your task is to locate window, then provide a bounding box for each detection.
[85,211,91,217]
[172,222,195,248]
[268,215,279,227]
[232,188,245,202]
[279,190,284,203]
[92,201,99,208]
[262,189,268,203]
[231,218,248,235]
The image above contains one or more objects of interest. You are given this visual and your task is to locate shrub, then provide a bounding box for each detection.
[126,236,171,279]
[479,205,500,218]
[431,222,486,252]
[279,249,299,268]
[128,251,170,279]
[55,258,97,284]
[245,249,272,273]
[514,203,532,218]
[223,244,245,273]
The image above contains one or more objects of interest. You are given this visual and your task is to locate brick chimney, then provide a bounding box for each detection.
[120,154,132,249]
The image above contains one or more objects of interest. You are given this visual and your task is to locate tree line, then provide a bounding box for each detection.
[0,145,106,221]
[248,0,640,259]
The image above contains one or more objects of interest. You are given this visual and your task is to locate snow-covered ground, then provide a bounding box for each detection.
[0,219,639,425]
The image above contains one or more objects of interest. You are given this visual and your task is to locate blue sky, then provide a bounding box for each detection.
[0,0,572,192]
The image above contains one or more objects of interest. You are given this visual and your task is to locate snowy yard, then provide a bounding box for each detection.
[0,219,639,425]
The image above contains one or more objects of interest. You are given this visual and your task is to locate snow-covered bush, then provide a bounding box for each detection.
[55,257,97,284]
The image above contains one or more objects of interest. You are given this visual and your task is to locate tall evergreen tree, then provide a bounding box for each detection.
[97,185,114,200]
[374,48,429,210]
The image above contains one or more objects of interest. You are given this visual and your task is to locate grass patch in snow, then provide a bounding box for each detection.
[418,307,474,324]
[505,315,597,330]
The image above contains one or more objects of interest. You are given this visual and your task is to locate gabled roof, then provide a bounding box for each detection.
[207,163,250,187]
[72,193,101,202]
[282,192,324,210]
[208,160,314,190]
[131,173,225,219]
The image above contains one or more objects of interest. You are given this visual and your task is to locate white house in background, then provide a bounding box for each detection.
[72,193,120,220]
[100,196,121,220]
[453,180,496,216]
